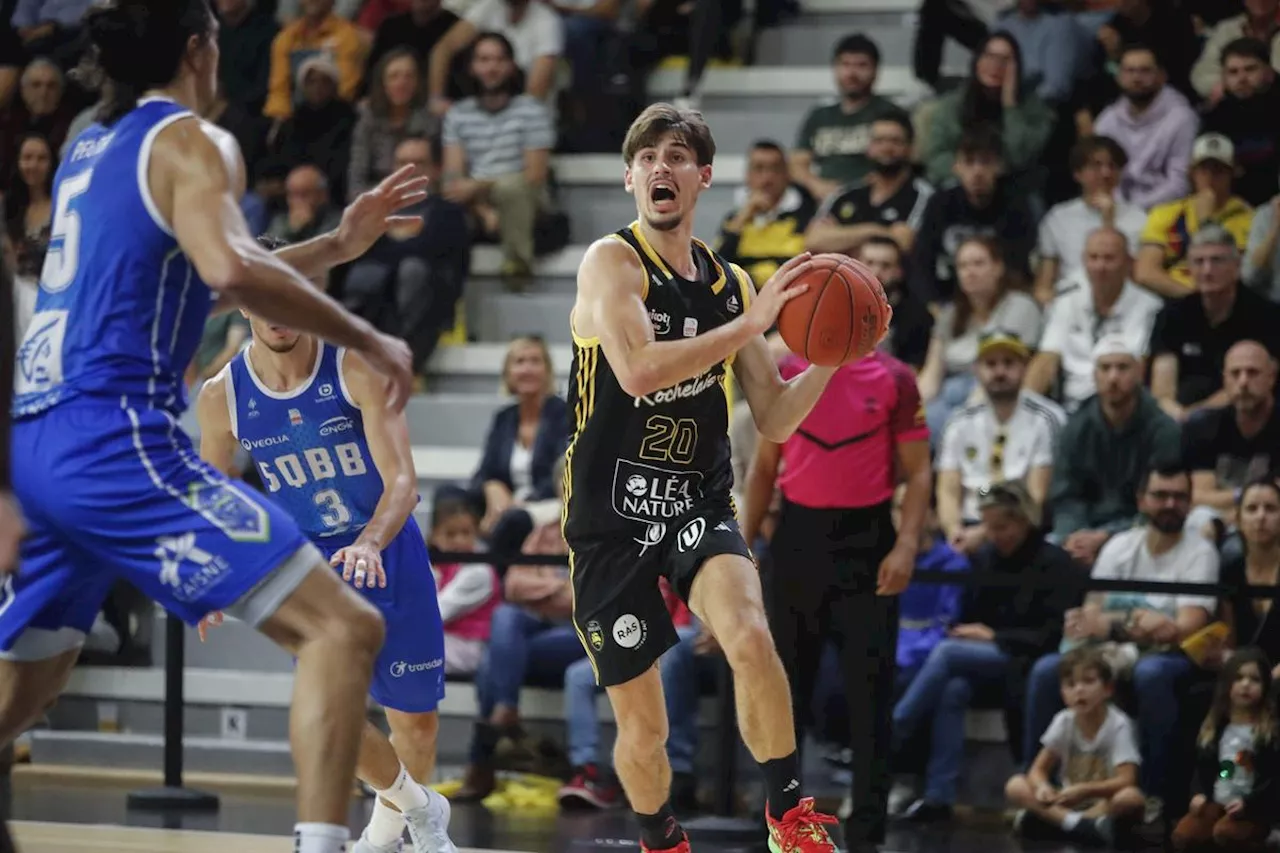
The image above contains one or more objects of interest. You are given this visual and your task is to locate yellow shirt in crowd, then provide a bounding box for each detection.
[1141,195,1253,288]
[265,14,366,119]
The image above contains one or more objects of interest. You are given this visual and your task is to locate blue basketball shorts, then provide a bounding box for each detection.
[317,516,446,714]
[3,400,317,659]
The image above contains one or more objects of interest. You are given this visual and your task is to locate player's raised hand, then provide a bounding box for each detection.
[334,165,430,262]
[198,611,225,642]
[361,333,414,413]
[331,542,387,590]
[745,251,815,335]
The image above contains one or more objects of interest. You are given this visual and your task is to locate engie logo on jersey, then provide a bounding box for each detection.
[319,416,354,436]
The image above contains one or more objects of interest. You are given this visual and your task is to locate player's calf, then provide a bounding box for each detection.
[0,650,80,746]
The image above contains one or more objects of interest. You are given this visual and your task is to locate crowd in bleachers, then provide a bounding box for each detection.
[12,0,1280,846]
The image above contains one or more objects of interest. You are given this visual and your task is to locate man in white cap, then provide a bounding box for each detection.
[1048,334,1182,566]
[1026,227,1162,413]
[1134,132,1254,298]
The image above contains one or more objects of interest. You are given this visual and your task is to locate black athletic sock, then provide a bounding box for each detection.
[761,752,802,819]
[636,802,684,851]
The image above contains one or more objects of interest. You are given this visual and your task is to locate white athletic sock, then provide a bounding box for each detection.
[1060,811,1082,831]
[375,764,430,813]
[294,822,349,853]
[365,798,407,846]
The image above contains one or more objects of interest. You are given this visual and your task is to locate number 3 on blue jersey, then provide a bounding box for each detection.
[314,489,352,529]
[42,169,94,293]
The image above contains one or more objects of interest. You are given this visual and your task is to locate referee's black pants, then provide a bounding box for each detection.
[764,499,899,846]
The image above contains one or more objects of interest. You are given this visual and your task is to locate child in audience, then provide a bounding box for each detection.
[429,493,499,676]
[1006,647,1145,846]
[1173,648,1279,853]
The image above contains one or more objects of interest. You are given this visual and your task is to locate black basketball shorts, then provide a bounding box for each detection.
[567,501,753,687]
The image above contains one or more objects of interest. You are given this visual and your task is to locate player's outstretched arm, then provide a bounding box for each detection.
[271,165,428,281]
[151,119,413,411]
[195,369,240,476]
[337,350,419,556]
[576,240,813,398]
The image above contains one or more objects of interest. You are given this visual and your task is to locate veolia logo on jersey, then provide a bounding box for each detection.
[319,416,354,436]
[241,434,289,451]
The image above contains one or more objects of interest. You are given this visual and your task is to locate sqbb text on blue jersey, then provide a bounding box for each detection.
[224,340,446,712]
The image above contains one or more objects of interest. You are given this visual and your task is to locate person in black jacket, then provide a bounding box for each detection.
[891,479,1078,822]
[1173,647,1279,853]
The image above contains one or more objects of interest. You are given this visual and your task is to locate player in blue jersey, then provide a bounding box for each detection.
[195,295,456,853]
[1,4,423,853]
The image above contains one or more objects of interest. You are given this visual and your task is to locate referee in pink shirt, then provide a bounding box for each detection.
[742,348,932,851]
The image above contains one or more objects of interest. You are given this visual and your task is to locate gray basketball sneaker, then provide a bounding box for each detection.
[403,787,458,853]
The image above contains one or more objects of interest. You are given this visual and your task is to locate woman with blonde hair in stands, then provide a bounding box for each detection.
[470,335,569,556]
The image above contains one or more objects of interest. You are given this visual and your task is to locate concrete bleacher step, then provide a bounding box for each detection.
[425,341,574,394]
[469,293,576,345]
[404,393,512,446]
[647,65,927,102]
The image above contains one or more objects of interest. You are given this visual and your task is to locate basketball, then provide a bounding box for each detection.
[776,254,893,366]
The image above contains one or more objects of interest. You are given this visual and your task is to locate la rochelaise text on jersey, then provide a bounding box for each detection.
[632,367,724,407]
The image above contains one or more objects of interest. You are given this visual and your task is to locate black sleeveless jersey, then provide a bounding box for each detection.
[563,222,754,548]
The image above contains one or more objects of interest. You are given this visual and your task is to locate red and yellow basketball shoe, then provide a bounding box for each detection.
[766,797,838,853]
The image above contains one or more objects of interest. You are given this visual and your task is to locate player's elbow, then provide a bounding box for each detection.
[199,250,252,296]
[754,415,794,445]
[616,361,659,399]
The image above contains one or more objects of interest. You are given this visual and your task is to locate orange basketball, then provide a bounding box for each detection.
[776,254,893,366]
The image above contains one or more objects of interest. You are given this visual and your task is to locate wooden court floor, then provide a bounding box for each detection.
[11,821,529,853]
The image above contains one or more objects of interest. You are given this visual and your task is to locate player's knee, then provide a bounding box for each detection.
[718,612,775,671]
[329,595,385,656]
[614,712,668,761]
[1004,774,1033,805]
[391,711,439,753]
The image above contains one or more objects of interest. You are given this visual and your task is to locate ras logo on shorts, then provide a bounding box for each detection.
[613,614,647,650]
[677,517,706,553]
[586,619,605,652]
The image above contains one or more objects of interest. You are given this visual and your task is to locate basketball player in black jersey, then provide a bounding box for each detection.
[565,104,842,853]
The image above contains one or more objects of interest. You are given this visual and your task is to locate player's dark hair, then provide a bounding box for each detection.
[1068,134,1128,173]
[256,234,288,251]
[1222,36,1270,68]
[623,103,716,167]
[833,33,880,66]
[1058,646,1114,686]
[85,0,216,126]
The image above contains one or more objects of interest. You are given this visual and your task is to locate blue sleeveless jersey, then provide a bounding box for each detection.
[13,97,208,418]
[226,341,385,544]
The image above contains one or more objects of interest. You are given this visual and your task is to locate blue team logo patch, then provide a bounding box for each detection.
[185,481,271,543]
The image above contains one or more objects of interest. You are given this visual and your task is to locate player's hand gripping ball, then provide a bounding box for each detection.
[776,253,892,366]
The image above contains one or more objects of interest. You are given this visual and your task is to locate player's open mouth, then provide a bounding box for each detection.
[650,182,677,211]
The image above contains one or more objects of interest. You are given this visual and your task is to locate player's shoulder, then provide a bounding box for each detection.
[196,363,235,422]
[580,233,643,281]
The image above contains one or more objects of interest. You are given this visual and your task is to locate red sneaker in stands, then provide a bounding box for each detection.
[765,797,838,853]
[557,763,622,810]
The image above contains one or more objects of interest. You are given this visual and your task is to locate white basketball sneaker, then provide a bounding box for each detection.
[403,787,458,853]
[349,833,402,853]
